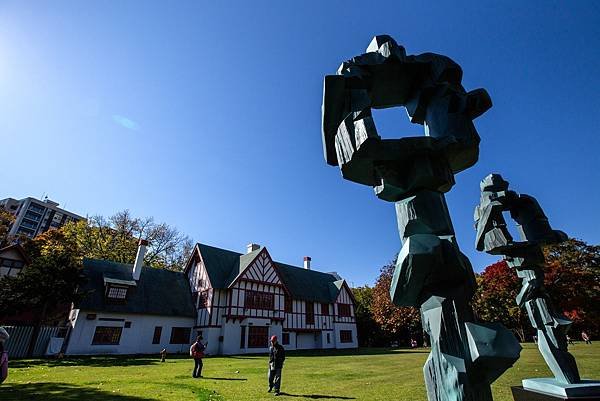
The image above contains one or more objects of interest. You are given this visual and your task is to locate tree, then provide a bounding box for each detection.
[0,229,85,356]
[371,259,422,346]
[0,210,15,247]
[63,210,194,271]
[472,260,529,342]
[543,239,600,336]
[352,285,387,346]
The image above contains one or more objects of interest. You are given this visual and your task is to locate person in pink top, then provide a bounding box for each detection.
[0,327,9,384]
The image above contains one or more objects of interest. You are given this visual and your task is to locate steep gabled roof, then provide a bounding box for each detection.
[224,246,264,287]
[0,244,31,265]
[194,243,348,304]
[76,258,196,318]
[276,262,341,303]
[195,243,243,288]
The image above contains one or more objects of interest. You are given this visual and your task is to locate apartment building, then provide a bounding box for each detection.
[0,196,83,238]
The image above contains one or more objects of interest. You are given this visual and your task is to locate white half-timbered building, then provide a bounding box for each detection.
[187,243,358,355]
[64,242,357,355]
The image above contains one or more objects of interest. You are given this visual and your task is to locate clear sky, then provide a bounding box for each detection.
[1,1,599,286]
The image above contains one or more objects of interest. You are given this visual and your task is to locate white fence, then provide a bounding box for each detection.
[3,326,62,358]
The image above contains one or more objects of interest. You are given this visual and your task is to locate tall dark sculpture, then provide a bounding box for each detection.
[322,35,521,401]
[475,174,600,399]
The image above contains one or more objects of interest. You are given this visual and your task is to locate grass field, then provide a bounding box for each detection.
[2,343,599,401]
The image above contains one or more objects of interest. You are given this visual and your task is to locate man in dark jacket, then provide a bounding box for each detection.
[190,335,206,378]
[268,335,285,395]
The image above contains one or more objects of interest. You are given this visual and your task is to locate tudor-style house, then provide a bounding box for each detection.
[64,241,357,355]
[187,243,358,355]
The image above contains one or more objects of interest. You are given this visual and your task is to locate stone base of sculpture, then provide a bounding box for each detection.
[512,382,600,401]
[521,379,600,399]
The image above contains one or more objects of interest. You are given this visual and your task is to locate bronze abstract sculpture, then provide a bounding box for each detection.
[322,35,520,401]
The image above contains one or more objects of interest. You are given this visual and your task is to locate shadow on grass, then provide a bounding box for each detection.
[173,374,247,381]
[277,392,355,399]
[226,347,427,359]
[10,356,161,369]
[285,347,427,358]
[0,382,154,401]
[203,377,247,381]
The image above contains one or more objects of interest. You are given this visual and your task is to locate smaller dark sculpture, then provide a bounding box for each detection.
[475,174,600,398]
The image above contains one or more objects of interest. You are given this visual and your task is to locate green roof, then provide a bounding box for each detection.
[196,243,344,303]
[275,262,341,303]
[77,258,196,318]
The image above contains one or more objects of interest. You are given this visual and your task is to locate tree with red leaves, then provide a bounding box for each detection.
[473,260,529,341]
[543,239,600,336]
[371,259,422,346]
[474,238,600,341]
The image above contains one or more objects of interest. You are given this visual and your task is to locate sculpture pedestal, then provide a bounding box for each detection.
[512,378,600,401]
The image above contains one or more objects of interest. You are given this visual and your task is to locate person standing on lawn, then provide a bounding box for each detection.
[268,335,285,396]
[581,331,592,345]
[190,335,206,378]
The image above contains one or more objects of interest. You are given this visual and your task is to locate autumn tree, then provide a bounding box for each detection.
[473,260,529,341]
[0,229,85,356]
[0,210,15,247]
[544,239,600,336]
[63,210,194,271]
[352,285,387,346]
[371,259,422,346]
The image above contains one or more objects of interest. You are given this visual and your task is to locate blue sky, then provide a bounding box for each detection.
[1,1,599,286]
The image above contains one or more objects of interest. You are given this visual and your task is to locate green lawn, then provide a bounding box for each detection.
[2,343,599,401]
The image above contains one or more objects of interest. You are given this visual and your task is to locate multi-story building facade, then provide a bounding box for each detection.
[0,196,83,238]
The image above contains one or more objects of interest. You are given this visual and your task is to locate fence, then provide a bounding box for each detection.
[3,326,62,358]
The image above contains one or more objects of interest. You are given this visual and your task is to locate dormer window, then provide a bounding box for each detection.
[106,285,128,300]
[103,275,136,304]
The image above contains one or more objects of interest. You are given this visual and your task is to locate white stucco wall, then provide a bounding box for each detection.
[334,323,358,349]
[218,318,282,355]
[66,310,195,355]
[296,332,318,349]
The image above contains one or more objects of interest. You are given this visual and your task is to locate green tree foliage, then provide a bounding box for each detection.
[0,210,15,247]
[472,260,529,341]
[62,210,194,271]
[371,259,422,346]
[544,239,600,336]
[0,229,84,324]
[351,285,387,346]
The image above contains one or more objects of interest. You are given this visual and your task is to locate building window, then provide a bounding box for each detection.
[169,327,191,344]
[28,203,46,214]
[192,291,198,307]
[244,291,274,310]
[240,326,246,348]
[282,332,290,345]
[306,301,314,325]
[248,326,268,348]
[340,330,353,343]
[124,321,132,328]
[152,327,162,344]
[321,303,329,315]
[327,333,331,344]
[92,326,122,345]
[198,291,208,308]
[284,296,292,313]
[106,286,128,300]
[338,304,351,317]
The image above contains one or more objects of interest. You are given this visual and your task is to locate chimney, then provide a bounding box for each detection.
[303,256,311,270]
[132,239,148,281]
[246,243,260,254]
